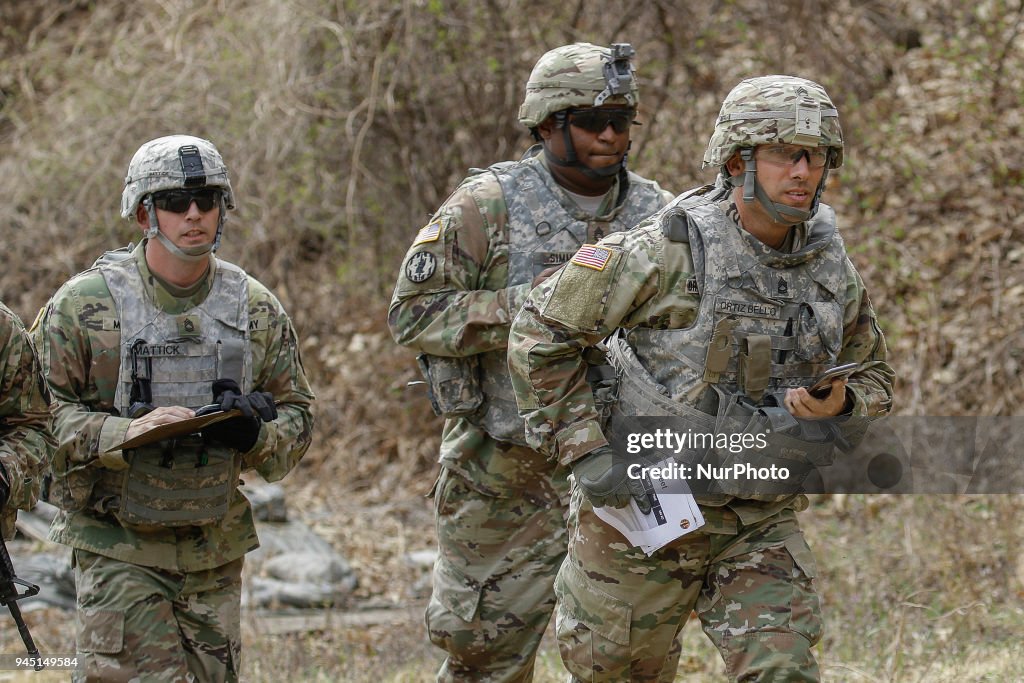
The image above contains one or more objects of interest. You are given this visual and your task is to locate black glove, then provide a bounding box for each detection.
[0,462,9,508]
[571,445,652,514]
[211,379,278,421]
[201,379,278,453]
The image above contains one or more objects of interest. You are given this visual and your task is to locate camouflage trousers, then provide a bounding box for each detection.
[555,486,822,682]
[427,464,569,682]
[72,549,243,683]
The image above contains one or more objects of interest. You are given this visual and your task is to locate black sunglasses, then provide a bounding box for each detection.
[152,188,222,213]
[568,107,636,134]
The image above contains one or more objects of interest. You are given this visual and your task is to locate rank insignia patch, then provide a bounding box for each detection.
[176,314,201,337]
[570,245,612,271]
[405,252,437,283]
[412,220,443,245]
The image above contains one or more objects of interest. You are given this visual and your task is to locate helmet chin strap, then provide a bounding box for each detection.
[211,194,226,252]
[730,149,828,224]
[543,112,625,180]
[142,194,221,263]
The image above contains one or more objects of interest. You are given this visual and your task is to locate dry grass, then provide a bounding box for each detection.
[1,0,1022,680]
[235,494,1024,681]
[2,495,1022,679]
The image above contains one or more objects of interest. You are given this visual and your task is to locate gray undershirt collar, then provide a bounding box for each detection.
[564,188,612,216]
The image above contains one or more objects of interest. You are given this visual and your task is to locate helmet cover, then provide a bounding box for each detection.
[121,134,235,218]
[703,75,843,169]
[518,42,639,128]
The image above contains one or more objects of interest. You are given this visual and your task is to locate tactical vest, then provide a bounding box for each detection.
[91,253,253,528]
[607,193,847,500]
[473,157,666,445]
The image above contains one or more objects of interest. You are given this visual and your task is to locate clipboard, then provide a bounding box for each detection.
[105,409,242,452]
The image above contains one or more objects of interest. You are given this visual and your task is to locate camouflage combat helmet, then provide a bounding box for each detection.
[121,135,235,217]
[121,135,235,260]
[703,75,843,169]
[519,42,639,180]
[518,42,639,128]
[705,75,842,223]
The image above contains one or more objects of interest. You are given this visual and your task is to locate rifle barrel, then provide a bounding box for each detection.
[5,601,43,670]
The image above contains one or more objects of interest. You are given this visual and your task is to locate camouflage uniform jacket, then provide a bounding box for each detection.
[508,193,894,525]
[389,152,672,495]
[0,301,54,540]
[33,242,315,572]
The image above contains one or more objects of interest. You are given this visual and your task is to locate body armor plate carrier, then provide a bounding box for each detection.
[606,192,848,501]
[91,253,252,528]
[426,156,665,445]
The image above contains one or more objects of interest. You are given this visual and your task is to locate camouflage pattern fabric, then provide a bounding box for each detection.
[604,197,889,502]
[518,43,639,128]
[479,156,668,444]
[508,182,892,677]
[32,240,315,572]
[703,75,844,227]
[0,301,55,540]
[73,549,243,682]
[508,201,893,468]
[703,75,844,169]
[389,152,672,680]
[34,240,313,681]
[121,134,235,218]
[427,466,569,683]
[427,465,685,683]
[104,254,253,411]
[555,487,821,682]
[89,252,250,528]
[389,151,672,496]
[624,197,852,399]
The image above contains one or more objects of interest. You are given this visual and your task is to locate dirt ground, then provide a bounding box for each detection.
[3,491,1023,681]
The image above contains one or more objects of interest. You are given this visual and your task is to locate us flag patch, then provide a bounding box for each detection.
[412,220,443,245]
[570,245,612,271]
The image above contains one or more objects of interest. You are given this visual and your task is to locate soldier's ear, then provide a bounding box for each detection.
[536,117,554,142]
[136,204,149,229]
[724,152,744,177]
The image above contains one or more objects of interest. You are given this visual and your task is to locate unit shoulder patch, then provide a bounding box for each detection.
[405,251,438,283]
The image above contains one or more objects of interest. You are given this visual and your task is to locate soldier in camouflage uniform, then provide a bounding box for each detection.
[508,76,895,681]
[32,135,315,682]
[389,44,674,682]
[0,301,54,541]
